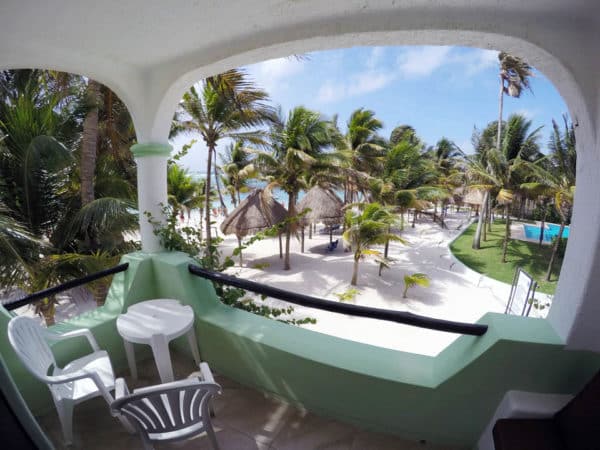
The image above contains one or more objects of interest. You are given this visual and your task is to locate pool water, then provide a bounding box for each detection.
[523,223,570,242]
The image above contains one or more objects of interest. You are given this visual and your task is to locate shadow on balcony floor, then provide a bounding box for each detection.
[37,353,462,450]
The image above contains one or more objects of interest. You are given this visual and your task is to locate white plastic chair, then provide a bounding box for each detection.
[7,316,125,445]
[110,364,222,450]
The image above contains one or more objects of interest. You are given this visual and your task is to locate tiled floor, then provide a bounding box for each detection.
[37,355,462,450]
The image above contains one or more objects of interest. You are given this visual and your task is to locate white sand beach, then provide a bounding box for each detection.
[215,210,550,356]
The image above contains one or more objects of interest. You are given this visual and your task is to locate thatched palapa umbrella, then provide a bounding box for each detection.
[296,185,343,250]
[220,188,287,265]
[463,188,485,206]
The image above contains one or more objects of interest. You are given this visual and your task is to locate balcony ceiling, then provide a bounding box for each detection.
[1,0,597,143]
[0,1,596,71]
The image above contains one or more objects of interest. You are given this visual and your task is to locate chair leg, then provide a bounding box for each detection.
[56,400,75,446]
[140,433,155,450]
[205,422,220,450]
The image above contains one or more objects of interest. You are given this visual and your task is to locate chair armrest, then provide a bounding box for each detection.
[133,377,202,395]
[114,377,130,400]
[47,328,100,352]
[46,369,114,404]
[199,362,216,384]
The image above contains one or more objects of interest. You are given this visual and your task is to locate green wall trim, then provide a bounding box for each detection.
[1,251,599,448]
[130,142,172,158]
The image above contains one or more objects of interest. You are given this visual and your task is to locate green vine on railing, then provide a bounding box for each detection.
[146,207,315,325]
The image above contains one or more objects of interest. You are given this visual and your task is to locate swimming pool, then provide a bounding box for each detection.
[523,223,570,242]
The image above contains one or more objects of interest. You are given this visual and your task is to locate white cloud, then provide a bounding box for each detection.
[455,49,499,76]
[317,70,396,103]
[247,57,306,93]
[397,46,452,78]
[513,108,539,119]
[366,47,385,70]
[396,46,499,79]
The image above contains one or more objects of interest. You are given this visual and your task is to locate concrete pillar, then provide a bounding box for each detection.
[130,143,172,253]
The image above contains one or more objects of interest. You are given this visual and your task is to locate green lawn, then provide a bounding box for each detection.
[449,221,562,294]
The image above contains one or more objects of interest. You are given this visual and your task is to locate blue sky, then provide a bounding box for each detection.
[172,45,568,172]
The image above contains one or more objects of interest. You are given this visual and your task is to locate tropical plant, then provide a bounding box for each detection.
[468,114,542,258]
[171,69,274,257]
[167,163,204,221]
[334,287,361,302]
[220,141,257,206]
[253,106,333,270]
[496,52,533,153]
[342,203,405,286]
[521,115,576,280]
[150,206,315,325]
[402,273,430,299]
[332,108,386,202]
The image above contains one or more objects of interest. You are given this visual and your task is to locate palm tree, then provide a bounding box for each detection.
[220,141,257,206]
[522,116,576,280]
[81,79,100,206]
[342,203,405,286]
[0,70,75,236]
[332,108,386,203]
[496,52,533,154]
[167,163,204,221]
[468,114,542,262]
[253,106,332,270]
[171,69,274,257]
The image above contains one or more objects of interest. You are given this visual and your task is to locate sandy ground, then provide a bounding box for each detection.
[215,210,547,356]
[5,210,551,356]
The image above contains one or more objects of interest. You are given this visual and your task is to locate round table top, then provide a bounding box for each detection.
[116,299,194,343]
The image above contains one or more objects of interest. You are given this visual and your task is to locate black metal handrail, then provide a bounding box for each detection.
[3,263,129,311]
[188,264,488,336]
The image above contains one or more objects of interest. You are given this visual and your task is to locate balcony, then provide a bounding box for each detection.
[36,352,458,450]
[2,251,599,449]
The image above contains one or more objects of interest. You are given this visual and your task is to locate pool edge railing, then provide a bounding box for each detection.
[188,264,488,336]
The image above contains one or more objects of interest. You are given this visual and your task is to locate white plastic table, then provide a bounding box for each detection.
[116,299,201,383]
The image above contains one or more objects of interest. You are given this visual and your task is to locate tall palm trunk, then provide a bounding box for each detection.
[482,203,487,242]
[502,204,511,263]
[212,149,227,214]
[284,191,296,270]
[378,226,390,277]
[351,254,360,286]
[237,235,243,267]
[487,195,493,233]
[81,80,99,206]
[204,144,214,255]
[497,75,504,152]
[538,203,547,247]
[546,221,565,281]
[473,191,489,249]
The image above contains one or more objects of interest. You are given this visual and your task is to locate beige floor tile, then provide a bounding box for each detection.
[270,411,357,450]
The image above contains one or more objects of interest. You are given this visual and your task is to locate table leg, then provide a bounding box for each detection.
[186,327,201,365]
[123,340,137,381]
[150,334,174,383]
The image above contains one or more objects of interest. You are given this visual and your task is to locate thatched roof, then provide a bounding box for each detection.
[296,185,343,225]
[220,189,287,237]
[463,188,485,205]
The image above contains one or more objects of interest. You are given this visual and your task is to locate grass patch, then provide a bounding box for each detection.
[449,220,562,294]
